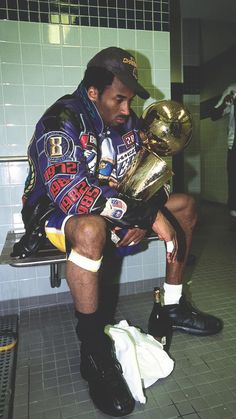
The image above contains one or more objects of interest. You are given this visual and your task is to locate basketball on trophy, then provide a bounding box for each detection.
[139,100,193,156]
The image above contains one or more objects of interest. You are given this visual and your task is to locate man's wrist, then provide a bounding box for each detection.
[155,210,162,221]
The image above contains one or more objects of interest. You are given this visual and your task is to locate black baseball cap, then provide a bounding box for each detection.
[87,47,150,100]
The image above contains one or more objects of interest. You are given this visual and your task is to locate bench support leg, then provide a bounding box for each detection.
[50,263,62,288]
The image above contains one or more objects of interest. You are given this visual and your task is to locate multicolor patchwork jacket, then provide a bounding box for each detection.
[22,82,167,224]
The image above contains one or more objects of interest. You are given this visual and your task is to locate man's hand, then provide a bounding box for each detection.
[101,195,159,229]
[113,227,147,247]
[152,211,178,263]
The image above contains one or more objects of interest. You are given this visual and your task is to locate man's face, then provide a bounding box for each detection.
[92,76,135,127]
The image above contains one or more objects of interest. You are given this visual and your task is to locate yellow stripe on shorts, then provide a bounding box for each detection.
[45,227,66,253]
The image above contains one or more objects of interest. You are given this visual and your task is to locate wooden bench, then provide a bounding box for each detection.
[0,230,160,289]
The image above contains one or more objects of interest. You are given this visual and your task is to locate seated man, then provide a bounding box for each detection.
[14,47,223,417]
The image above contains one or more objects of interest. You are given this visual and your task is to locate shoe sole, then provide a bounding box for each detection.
[172,325,223,335]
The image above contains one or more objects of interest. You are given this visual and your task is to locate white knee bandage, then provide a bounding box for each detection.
[68,249,103,272]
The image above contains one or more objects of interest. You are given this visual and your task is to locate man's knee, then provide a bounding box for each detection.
[183,194,197,227]
[65,215,107,259]
[166,193,197,229]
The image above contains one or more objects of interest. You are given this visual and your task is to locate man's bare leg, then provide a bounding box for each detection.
[64,214,135,416]
[164,193,197,285]
[148,193,223,337]
[64,214,109,346]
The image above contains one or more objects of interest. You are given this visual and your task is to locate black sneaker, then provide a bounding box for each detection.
[163,295,223,336]
[80,337,135,417]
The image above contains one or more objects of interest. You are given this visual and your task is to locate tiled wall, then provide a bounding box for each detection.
[182,20,201,197]
[0,0,169,31]
[0,20,171,156]
[0,2,171,312]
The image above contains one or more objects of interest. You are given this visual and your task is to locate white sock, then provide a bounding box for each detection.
[163,283,183,305]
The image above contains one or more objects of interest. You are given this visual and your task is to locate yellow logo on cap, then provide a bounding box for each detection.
[123,57,137,68]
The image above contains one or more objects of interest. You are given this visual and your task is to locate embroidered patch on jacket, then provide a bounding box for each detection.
[122,131,135,149]
[44,131,74,160]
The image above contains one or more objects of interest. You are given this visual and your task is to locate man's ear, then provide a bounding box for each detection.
[87,86,99,102]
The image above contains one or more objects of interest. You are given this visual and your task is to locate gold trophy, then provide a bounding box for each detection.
[118,148,173,201]
[118,100,193,201]
[139,99,193,157]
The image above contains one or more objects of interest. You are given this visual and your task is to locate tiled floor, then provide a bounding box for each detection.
[13,202,236,419]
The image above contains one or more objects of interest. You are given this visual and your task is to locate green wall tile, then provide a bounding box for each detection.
[0,21,170,157]
[6,125,27,147]
[100,28,119,47]
[19,22,41,44]
[63,67,82,86]
[0,21,20,42]
[43,66,64,86]
[0,105,4,125]
[21,44,42,65]
[22,64,44,85]
[136,30,154,50]
[154,31,170,50]
[61,25,81,46]
[62,46,82,66]
[3,85,24,105]
[153,69,170,88]
[118,29,136,49]
[24,86,45,106]
[80,27,100,47]
[155,51,170,69]
[42,46,62,65]
[41,24,61,45]
[0,42,21,64]
[0,122,6,139]
[2,63,23,84]
[44,86,66,107]
[5,105,26,125]
[80,47,100,66]
[25,106,45,125]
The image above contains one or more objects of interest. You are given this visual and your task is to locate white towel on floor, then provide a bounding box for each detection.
[105,320,174,404]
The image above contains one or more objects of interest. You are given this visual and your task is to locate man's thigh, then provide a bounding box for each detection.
[165,193,194,216]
